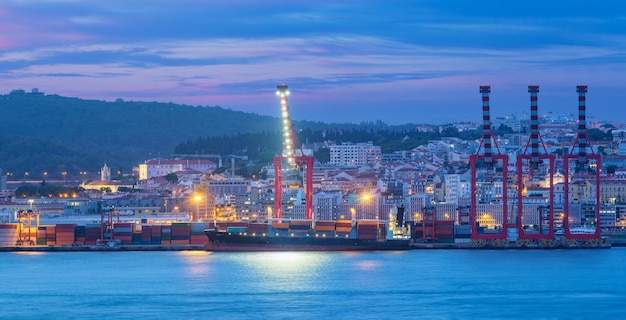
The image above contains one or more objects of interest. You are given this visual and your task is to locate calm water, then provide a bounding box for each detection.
[1,248,625,319]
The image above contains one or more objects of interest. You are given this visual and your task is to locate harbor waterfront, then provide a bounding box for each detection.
[1,249,625,319]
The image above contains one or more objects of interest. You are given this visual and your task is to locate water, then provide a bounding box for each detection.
[1,249,625,319]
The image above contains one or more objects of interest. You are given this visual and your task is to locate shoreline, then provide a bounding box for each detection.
[1,241,621,252]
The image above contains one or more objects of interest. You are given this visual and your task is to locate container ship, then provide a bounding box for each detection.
[204,208,411,251]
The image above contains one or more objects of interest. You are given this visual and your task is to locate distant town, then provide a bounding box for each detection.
[1,109,625,232]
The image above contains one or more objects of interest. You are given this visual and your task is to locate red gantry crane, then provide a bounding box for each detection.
[516,85,556,242]
[273,85,314,220]
[563,85,601,241]
[470,86,509,243]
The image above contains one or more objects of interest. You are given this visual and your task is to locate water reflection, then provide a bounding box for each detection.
[177,250,213,277]
[239,252,330,292]
[11,251,45,256]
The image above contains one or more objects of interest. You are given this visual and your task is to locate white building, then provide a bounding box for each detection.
[101,162,111,181]
[313,192,341,220]
[138,159,216,180]
[329,142,381,166]
[444,173,470,203]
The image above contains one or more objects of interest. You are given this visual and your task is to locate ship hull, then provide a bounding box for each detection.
[204,229,410,251]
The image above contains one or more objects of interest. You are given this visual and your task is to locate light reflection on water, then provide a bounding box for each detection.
[10,251,46,256]
[233,252,332,292]
[177,250,213,277]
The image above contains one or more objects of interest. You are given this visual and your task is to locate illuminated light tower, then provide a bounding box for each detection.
[563,85,601,241]
[276,84,296,167]
[273,85,314,220]
[516,85,556,241]
[470,85,509,242]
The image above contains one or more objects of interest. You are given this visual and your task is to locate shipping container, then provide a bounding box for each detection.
[271,222,289,229]
[0,224,18,246]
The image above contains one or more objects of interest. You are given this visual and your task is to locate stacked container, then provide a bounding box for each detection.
[228,221,248,229]
[356,221,379,240]
[335,220,353,238]
[46,225,56,245]
[289,220,311,234]
[141,225,152,245]
[413,222,424,239]
[247,222,268,236]
[191,223,210,244]
[314,220,335,238]
[454,224,471,243]
[85,224,102,245]
[0,224,18,246]
[112,222,134,245]
[335,220,352,233]
[435,221,454,243]
[36,226,47,245]
[270,222,289,236]
[151,225,162,244]
[74,226,86,245]
[132,228,142,245]
[171,222,191,245]
[55,224,76,246]
[161,225,171,245]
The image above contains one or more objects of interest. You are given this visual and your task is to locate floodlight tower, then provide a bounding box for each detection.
[470,86,509,242]
[516,85,556,241]
[563,85,601,241]
[273,85,314,220]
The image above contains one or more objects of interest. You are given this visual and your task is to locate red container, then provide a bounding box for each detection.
[151,225,162,237]
[190,235,208,245]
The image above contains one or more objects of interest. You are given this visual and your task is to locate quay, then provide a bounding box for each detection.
[0,244,207,252]
[1,240,620,252]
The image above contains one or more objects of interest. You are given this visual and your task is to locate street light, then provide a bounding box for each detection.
[61,171,67,182]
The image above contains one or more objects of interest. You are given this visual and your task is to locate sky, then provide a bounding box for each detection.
[1,0,625,125]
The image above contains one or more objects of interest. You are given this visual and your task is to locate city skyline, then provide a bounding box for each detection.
[1,0,625,124]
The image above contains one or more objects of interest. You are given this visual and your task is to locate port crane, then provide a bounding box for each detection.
[273,85,314,219]
[516,85,556,241]
[563,85,601,241]
[16,210,39,246]
[470,86,509,243]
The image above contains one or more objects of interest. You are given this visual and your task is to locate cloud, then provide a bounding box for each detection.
[69,15,107,25]
[1,0,625,124]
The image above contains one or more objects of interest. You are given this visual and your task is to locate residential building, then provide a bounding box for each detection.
[329,142,381,166]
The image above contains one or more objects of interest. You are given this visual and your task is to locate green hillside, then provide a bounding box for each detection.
[0,90,436,181]
[0,90,281,179]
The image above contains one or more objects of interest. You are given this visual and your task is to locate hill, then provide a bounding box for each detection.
[0,90,285,179]
[0,90,429,180]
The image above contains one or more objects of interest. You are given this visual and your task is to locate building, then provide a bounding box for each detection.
[138,159,216,180]
[329,142,381,166]
[101,162,111,181]
[313,192,341,220]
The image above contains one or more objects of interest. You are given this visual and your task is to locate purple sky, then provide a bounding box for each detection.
[1,0,625,124]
